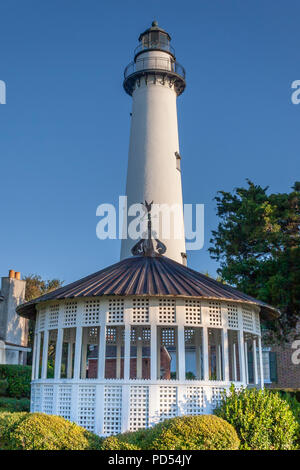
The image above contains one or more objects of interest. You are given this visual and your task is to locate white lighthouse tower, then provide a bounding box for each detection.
[121,21,187,264]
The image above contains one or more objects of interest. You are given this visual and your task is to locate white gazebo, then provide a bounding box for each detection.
[17,254,277,436]
[17,22,278,436]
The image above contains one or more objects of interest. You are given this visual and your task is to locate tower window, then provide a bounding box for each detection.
[175,151,181,171]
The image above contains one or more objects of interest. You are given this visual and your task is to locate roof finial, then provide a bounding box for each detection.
[152,20,158,27]
[131,201,167,257]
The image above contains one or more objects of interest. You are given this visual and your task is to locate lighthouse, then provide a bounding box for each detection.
[121,21,187,264]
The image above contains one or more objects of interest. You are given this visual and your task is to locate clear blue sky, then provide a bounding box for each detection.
[0,0,299,285]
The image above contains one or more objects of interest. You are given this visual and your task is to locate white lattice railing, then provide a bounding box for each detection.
[30,381,244,436]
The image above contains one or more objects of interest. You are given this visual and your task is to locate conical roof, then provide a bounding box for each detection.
[17,255,279,320]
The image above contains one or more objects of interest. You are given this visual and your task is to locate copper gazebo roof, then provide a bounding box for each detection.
[17,255,279,320]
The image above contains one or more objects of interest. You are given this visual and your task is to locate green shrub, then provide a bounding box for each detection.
[215,385,299,450]
[102,415,240,450]
[0,365,31,398]
[101,436,140,450]
[0,397,30,412]
[0,380,8,396]
[0,412,103,450]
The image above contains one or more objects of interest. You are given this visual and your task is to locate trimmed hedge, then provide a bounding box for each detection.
[215,385,299,450]
[101,415,240,450]
[0,412,103,450]
[0,380,8,396]
[0,397,30,412]
[0,365,31,398]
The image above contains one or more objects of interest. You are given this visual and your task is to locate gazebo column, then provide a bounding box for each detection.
[244,340,249,384]
[202,326,209,381]
[67,342,73,378]
[238,329,246,384]
[136,326,142,379]
[195,328,202,380]
[116,327,122,379]
[73,326,83,379]
[253,337,258,385]
[124,324,130,380]
[80,328,87,379]
[178,325,185,382]
[35,333,41,379]
[156,327,161,379]
[258,336,264,389]
[41,330,49,379]
[31,334,37,380]
[54,328,63,379]
[222,328,229,382]
[150,324,157,380]
[232,343,237,381]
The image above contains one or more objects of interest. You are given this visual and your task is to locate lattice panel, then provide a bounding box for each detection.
[159,387,177,420]
[64,301,77,326]
[48,303,60,329]
[43,385,54,414]
[103,386,122,435]
[38,307,46,330]
[83,299,101,325]
[208,301,222,326]
[185,299,201,325]
[58,385,72,420]
[86,326,99,344]
[185,387,204,415]
[129,386,149,431]
[108,298,124,323]
[78,386,96,432]
[132,298,149,323]
[211,387,225,408]
[242,305,253,331]
[161,327,176,347]
[106,326,117,344]
[131,326,151,345]
[158,298,176,323]
[31,384,42,412]
[184,327,196,344]
[227,304,239,329]
[254,312,261,334]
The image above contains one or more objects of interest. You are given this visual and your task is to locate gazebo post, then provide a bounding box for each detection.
[232,343,237,381]
[124,323,131,380]
[238,329,246,385]
[73,326,82,380]
[41,330,49,379]
[202,326,209,381]
[253,337,258,385]
[258,336,264,389]
[54,329,63,379]
[222,328,229,382]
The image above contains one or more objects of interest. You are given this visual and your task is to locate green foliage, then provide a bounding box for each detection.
[0,365,31,398]
[0,412,102,450]
[209,180,300,340]
[101,436,140,450]
[23,274,64,302]
[101,415,240,450]
[0,397,30,412]
[215,385,299,450]
[0,380,8,396]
